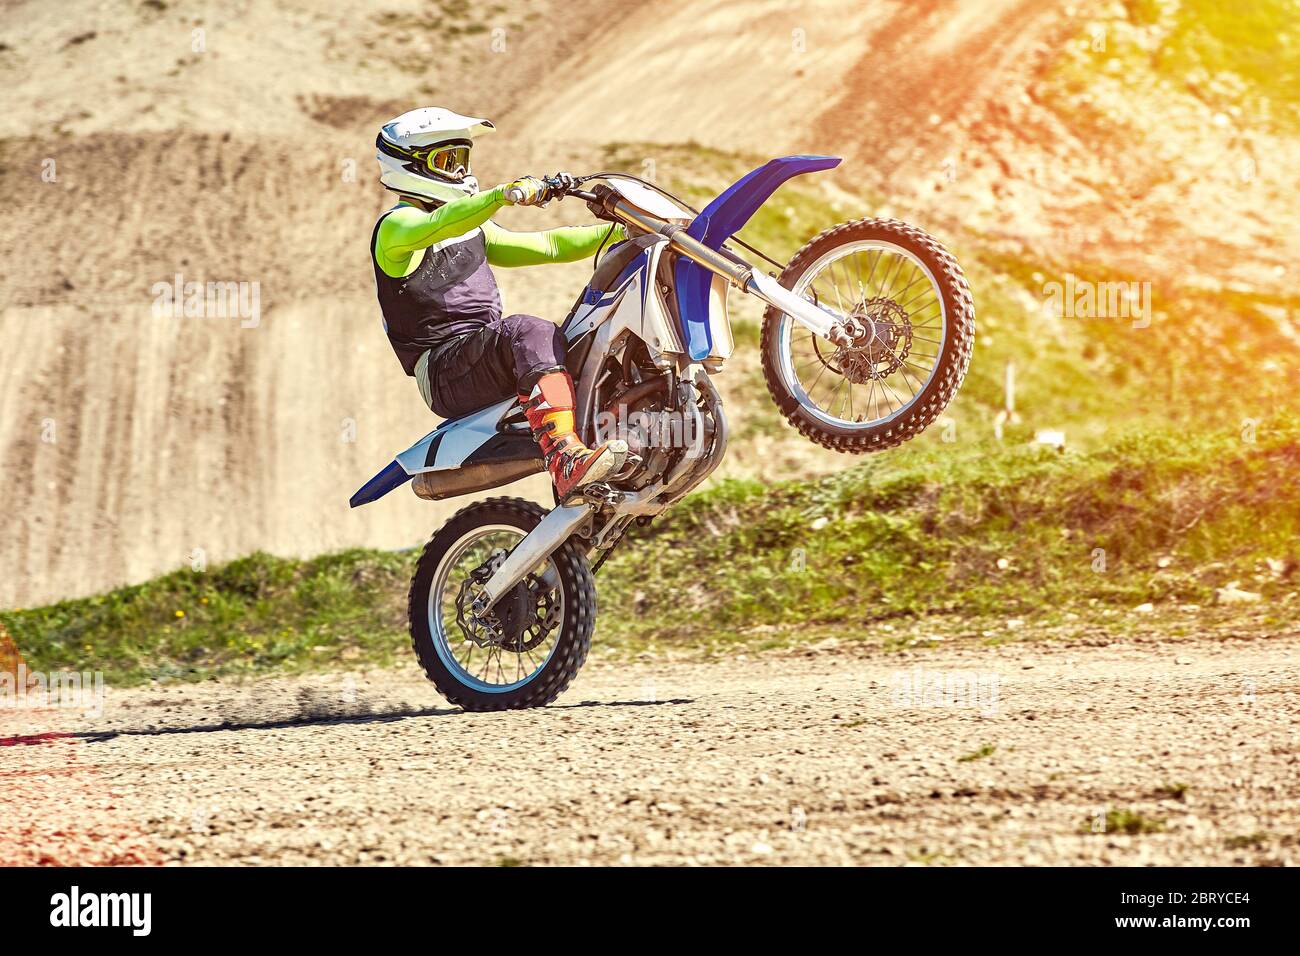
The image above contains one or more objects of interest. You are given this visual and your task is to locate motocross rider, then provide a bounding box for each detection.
[371,106,628,499]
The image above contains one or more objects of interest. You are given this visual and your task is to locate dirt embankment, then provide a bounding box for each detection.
[3,0,1295,608]
[0,0,628,607]
[0,0,1041,608]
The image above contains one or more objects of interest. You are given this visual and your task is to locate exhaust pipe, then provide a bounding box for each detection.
[412,458,542,501]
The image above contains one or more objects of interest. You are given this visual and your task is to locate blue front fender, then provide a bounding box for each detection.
[687,154,841,249]
[677,154,841,360]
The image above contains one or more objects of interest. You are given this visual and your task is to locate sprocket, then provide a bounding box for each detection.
[454,550,557,652]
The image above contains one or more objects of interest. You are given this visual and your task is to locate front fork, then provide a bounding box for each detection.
[472,502,594,613]
[744,271,846,342]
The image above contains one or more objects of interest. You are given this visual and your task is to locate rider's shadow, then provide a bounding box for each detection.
[2,698,696,746]
[4,704,461,746]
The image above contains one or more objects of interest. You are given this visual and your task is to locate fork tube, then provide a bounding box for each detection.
[608,199,838,340]
[610,201,752,289]
[477,502,595,610]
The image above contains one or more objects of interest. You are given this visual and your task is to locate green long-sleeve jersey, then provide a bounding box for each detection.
[369,185,625,374]
[372,185,623,277]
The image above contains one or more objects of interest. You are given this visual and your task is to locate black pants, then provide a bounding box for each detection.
[423,313,566,419]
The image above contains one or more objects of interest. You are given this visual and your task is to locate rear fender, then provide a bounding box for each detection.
[395,397,521,474]
[349,397,536,508]
[349,459,411,508]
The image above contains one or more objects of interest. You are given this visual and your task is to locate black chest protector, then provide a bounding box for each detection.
[370,211,503,375]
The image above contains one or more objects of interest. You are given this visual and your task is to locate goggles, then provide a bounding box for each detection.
[424,143,471,181]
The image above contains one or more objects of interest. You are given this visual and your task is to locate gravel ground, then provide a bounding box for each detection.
[3,635,1297,866]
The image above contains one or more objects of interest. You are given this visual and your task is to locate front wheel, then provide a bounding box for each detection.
[760,218,975,453]
[408,497,595,711]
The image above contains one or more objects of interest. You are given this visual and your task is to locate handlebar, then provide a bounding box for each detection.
[504,175,594,207]
[513,173,845,343]
[550,176,754,289]
[508,175,752,291]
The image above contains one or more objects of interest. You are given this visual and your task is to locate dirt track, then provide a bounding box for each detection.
[4,635,1296,866]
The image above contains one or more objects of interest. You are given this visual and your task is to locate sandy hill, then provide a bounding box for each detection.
[2,0,1296,606]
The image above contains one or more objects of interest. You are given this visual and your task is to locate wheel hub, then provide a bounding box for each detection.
[454,550,557,652]
[835,296,912,384]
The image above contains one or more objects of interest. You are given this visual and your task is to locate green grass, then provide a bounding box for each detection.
[1051,0,1300,134]
[1149,0,1300,133]
[959,245,1300,444]
[1153,782,1189,801]
[905,847,952,865]
[3,549,414,686]
[595,415,1300,649]
[1224,832,1270,850]
[5,416,1296,685]
[1082,808,1167,836]
[958,745,997,763]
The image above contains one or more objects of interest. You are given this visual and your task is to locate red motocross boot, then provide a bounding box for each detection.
[520,371,627,500]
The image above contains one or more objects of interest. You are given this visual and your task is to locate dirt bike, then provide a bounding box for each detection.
[350,156,975,710]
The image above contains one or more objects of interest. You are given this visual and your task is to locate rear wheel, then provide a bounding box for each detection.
[760,218,974,453]
[408,497,594,711]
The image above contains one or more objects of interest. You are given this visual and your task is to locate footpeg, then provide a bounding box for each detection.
[609,451,644,482]
[580,482,624,507]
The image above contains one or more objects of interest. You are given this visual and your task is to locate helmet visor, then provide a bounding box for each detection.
[427,144,471,181]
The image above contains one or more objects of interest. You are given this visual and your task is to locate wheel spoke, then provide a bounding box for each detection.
[429,528,564,691]
[864,377,879,421]
[877,253,906,298]
[898,287,938,312]
[890,273,929,306]
[862,248,883,292]
[779,239,948,431]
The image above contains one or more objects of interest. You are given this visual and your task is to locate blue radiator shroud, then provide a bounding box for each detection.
[674,155,841,361]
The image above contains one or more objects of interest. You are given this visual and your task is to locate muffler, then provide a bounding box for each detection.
[411,430,543,501]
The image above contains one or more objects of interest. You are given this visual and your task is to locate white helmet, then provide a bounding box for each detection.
[376,106,495,204]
